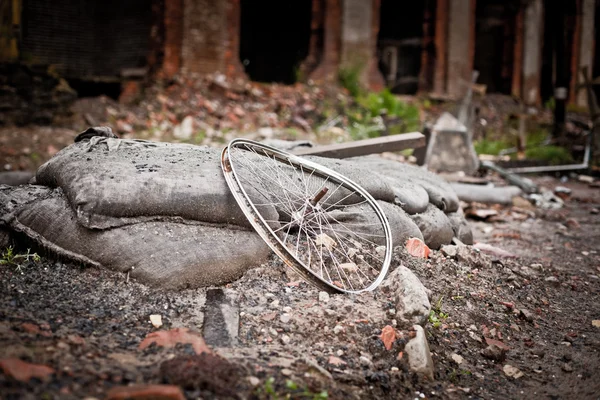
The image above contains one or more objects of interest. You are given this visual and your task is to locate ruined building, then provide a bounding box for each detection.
[1,0,598,108]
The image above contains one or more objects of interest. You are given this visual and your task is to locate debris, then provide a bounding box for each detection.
[481,344,507,362]
[466,208,499,220]
[293,132,425,159]
[565,218,580,229]
[359,355,374,367]
[404,325,434,380]
[451,353,464,365]
[315,233,336,250]
[530,190,564,210]
[545,276,560,285]
[562,363,573,372]
[0,358,55,382]
[450,183,522,205]
[592,320,600,328]
[440,245,458,258]
[480,161,539,194]
[503,364,524,379]
[519,309,535,323]
[173,115,194,140]
[318,291,330,304]
[554,186,572,200]
[149,314,163,328]
[473,243,517,258]
[203,289,239,347]
[106,384,185,400]
[327,356,347,366]
[406,238,431,259]
[380,265,431,327]
[139,328,211,354]
[578,175,594,183]
[333,325,344,335]
[380,325,396,350]
[485,337,509,350]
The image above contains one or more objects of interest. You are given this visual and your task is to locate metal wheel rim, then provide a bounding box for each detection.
[221,138,392,294]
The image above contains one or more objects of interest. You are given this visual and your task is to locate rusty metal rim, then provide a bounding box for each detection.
[220,138,393,294]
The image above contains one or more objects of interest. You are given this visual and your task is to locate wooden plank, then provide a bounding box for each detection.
[292,132,425,159]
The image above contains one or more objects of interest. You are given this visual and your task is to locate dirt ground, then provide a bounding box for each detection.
[1,174,599,399]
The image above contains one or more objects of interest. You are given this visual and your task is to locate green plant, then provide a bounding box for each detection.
[428,296,448,328]
[525,145,573,165]
[256,377,328,400]
[357,89,420,133]
[1,247,41,273]
[338,66,364,98]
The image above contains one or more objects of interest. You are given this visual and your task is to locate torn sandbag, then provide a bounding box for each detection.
[410,204,455,250]
[35,138,275,230]
[327,201,423,248]
[447,209,474,245]
[3,186,271,289]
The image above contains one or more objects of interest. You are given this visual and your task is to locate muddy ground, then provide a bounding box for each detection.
[0,176,599,399]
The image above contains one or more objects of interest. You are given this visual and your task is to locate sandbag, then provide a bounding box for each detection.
[350,157,460,213]
[36,138,267,230]
[3,186,271,289]
[379,178,429,215]
[447,209,474,245]
[410,204,455,250]
[327,200,423,248]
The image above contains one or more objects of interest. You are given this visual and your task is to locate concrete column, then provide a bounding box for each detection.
[446,0,473,98]
[522,0,543,106]
[576,0,595,107]
[340,0,373,69]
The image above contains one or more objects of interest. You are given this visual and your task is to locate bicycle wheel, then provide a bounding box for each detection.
[221,139,392,294]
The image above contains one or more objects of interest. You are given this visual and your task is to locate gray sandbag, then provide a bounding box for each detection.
[327,201,423,248]
[3,186,270,289]
[447,209,474,245]
[379,178,429,215]
[36,138,273,230]
[350,157,460,213]
[303,156,395,203]
[410,204,455,249]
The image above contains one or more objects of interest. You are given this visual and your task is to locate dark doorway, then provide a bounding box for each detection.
[473,0,519,94]
[377,0,425,94]
[239,0,312,84]
[540,0,578,104]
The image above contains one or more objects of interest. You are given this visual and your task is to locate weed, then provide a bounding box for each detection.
[256,377,328,399]
[525,145,573,165]
[338,66,364,98]
[0,246,41,273]
[429,296,449,328]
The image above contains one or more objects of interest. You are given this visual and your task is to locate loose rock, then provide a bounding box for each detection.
[404,325,434,380]
[380,265,431,327]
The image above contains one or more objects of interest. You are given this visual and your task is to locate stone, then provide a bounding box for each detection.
[502,364,524,379]
[202,289,239,347]
[440,245,457,258]
[173,115,194,140]
[481,344,507,362]
[280,334,291,345]
[380,265,431,328]
[404,325,434,380]
[318,291,330,304]
[545,276,560,285]
[280,313,291,324]
[359,355,373,367]
[450,353,464,364]
[333,325,344,334]
[519,309,535,323]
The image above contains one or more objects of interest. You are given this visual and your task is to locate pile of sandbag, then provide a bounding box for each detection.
[0,127,472,289]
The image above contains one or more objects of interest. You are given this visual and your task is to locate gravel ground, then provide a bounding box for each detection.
[1,178,599,399]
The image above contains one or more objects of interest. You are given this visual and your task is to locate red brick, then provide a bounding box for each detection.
[105,384,185,400]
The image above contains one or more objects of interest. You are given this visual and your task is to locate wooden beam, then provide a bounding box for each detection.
[292,132,426,159]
